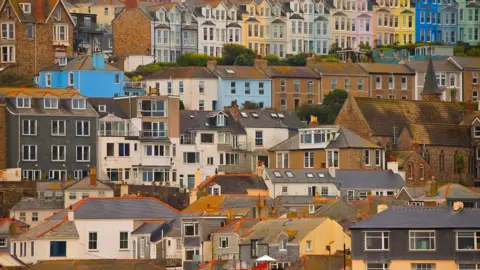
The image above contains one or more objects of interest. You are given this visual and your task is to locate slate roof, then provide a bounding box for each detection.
[422,56,443,95]
[213,66,270,80]
[309,62,369,76]
[314,15,329,21]
[8,0,69,23]
[49,197,180,220]
[0,219,27,234]
[41,55,120,72]
[400,186,428,200]
[143,67,216,80]
[350,206,480,229]
[263,66,318,79]
[311,200,364,222]
[406,59,461,72]
[180,111,246,134]
[11,197,64,211]
[13,220,79,241]
[226,22,242,27]
[349,196,407,217]
[288,255,344,270]
[132,221,166,235]
[37,181,76,191]
[237,110,304,129]
[65,177,113,191]
[198,174,268,194]
[271,19,286,23]
[213,218,261,234]
[412,183,480,201]
[337,170,404,190]
[289,14,304,19]
[359,63,415,74]
[406,123,471,147]
[351,97,464,137]
[27,259,163,270]
[265,168,337,184]
[449,56,480,70]
[87,97,129,118]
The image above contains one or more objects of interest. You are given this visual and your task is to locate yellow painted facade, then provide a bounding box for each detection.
[299,218,351,256]
[242,2,270,55]
[392,0,415,45]
[352,259,457,270]
[68,3,123,27]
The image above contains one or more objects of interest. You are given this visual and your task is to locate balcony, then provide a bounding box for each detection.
[99,129,139,137]
[140,129,169,141]
[124,81,146,90]
[140,156,172,167]
[232,142,252,151]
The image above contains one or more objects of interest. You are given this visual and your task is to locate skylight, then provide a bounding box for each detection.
[285,171,294,178]
[318,173,325,178]
[273,171,282,178]
[278,113,284,118]
[306,173,314,178]
[225,69,235,74]
[189,115,194,118]
[205,123,210,126]
[241,112,248,118]
[251,112,259,118]
[270,112,277,118]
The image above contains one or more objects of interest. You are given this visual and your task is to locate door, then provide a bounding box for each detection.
[257,155,269,167]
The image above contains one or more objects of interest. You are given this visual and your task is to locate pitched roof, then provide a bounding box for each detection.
[406,59,461,72]
[275,196,331,206]
[406,123,471,147]
[11,197,64,211]
[288,255,344,270]
[26,259,164,270]
[49,197,180,220]
[41,55,120,72]
[143,67,217,80]
[0,88,82,98]
[348,196,407,217]
[0,253,25,267]
[198,174,268,194]
[0,218,28,234]
[212,66,270,80]
[87,97,129,118]
[263,66,318,79]
[132,221,167,234]
[311,199,363,222]
[13,220,79,241]
[413,183,480,201]
[337,170,405,190]
[213,218,261,234]
[265,168,337,184]
[350,97,464,137]
[359,63,415,74]
[37,181,76,191]
[350,206,480,229]
[180,110,246,134]
[236,110,304,129]
[309,62,368,76]
[327,126,382,148]
[449,56,480,70]
[64,177,113,191]
[421,57,442,95]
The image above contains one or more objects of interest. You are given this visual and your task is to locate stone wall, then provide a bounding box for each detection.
[113,8,151,56]
[424,145,472,183]
[0,182,37,217]
[0,103,6,169]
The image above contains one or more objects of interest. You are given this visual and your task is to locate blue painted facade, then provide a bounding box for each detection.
[415,0,458,44]
[36,53,124,97]
[216,78,272,110]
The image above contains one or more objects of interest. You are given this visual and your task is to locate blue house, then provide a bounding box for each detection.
[35,52,124,97]
[207,62,272,110]
[415,0,440,42]
[437,0,458,45]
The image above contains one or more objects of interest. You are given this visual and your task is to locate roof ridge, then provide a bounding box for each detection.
[36,220,68,238]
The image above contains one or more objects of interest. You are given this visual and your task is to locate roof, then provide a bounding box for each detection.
[237,110,304,129]
[263,66,318,79]
[87,97,129,118]
[212,66,270,80]
[37,181,76,191]
[400,186,428,200]
[421,57,442,95]
[350,96,464,137]
[287,255,344,270]
[198,260,229,270]
[64,177,113,191]
[49,197,180,220]
[348,196,407,217]
[275,196,330,206]
[350,206,480,229]
[265,169,337,184]
[13,220,78,241]
[413,183,480,201]
[310,62,369,76]
[132,221,166,235]
[213,218,261,234]
[406,59,461,72]
[406,123,471,147]
[449,56,480,70]
[0,253,26,267]
[143,67,216,80]
[311,199,364,222]
[337,170,405,190]
[41,55,120,72]
[11,197,64,211]
[26,259,164,270]
[0,88,82,98]
[359,63,415,74]
[0,218,27,234]
[7,0,70,23]
[180,110,246,134]
[198,174,268,194]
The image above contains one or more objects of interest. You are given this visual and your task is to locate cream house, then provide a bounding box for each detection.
[69,0,125,29]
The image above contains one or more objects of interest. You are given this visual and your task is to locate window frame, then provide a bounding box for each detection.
[364,231,390,251]
[88,232,98,251]
[22,119,37,136]
[409,230,436,251]
[119,231,129,250]
[76,145,91,162]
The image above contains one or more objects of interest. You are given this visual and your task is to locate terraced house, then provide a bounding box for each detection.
[373,0,415,45]
[457,0,480,45]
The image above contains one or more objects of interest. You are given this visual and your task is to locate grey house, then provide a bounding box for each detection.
[4,90,98,181]
[0,218,29,254]
[350,205,480,270]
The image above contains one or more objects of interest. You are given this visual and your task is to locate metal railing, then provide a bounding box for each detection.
[124,81,146,89]
[141,129,167,139]
[98,130,138,137]
[232,142,251,151]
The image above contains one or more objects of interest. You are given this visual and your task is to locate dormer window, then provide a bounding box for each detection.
[474,126,480,138]
[210,184,221,195]
[309,205,315,214]
[72,98,86,110]
[99,105,106,112]
[16,97,31,108]
[217,114,226,126]
[279,238,287,251]
[20,3,31,13]
[44,98,58,109]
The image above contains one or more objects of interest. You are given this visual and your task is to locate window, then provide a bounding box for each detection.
[375,150,381,166]
[183,152,200,164]
[293,80,300,93]
[219,237,229,248]
[474,72,478,85]
[276,153,289,168]
[88,232,98,250]
[304,152,314,168]
[28,23,35,39]
[20,3,31,13]
[456,231,480,250]
[282,186,288,194]
[16,97,30,108]
[1,45,14,63]
[245,82,251,95]
[19,212,26,222]
[217,114,226,126]
[231,82,236,94]
[22,120,37,135]
[22,145,37,161]
[219,153,239,165]
[345,78,350,90]
[184,223,199,236]
[69,192,77,200]
[259,82,264,95]
[439,150,445,171]
[419,164,425,180]
[321,186,328,196]
[279,238,288,251]
[118,143,130,157]
[366,264,390,270]
[358,79,364,91]
[50,241,66,257]
[120,232,128,249]
[1,23,14,40]
[306,240,312,251]
[199,81,204,93]
[114,74,120,84]
[51,145,66,161]
[412,264,435,270]
[0,238,6,247]
[52,120,66,136]
[76,121,90,136]
[327,150,339,168]
[72,99,86,109]
[365,150,370,166]
[53,24,68,42]
[365,232,389,250]
[44,98,59,109]
[179,81,184,93]
[331,78,337,89]
[76,146,90,162]
[376,76,381,89]
[255,131,263,146]
[409,231,435,250]
[201,134,214,143]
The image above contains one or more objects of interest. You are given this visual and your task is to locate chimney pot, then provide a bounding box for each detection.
[125,0,138,9]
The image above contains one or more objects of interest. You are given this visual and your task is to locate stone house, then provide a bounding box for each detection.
[0,0,74,78]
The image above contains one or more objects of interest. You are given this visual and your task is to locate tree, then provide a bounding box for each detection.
[467,48,480,57]
[176,53,209,67]
[286,53,308,66]
[222,44,256,65]
[296,89,348,124]
[234,53,255,66]
[179,100,185,110]
[264,54,281,65]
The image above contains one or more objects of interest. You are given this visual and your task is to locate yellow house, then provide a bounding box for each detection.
[393,0,415,45]
[68,0,125,28]
[242,0,272,56]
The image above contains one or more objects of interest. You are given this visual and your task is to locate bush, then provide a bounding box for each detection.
[222,44,256,65]
[286,53,308,66]
[467,48,480,57]
[0,73,34,87]
[296,89,348,124]
[177,53,210,67]
[234,53,255,66]
[264,54,281,65]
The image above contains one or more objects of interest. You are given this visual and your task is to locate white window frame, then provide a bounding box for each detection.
[217,114,226,126]
[401,77,407,90]
[22,145,37,161]
[46,72,51,87]
[456,231,480,250]
[474,72,478,85]
[119,231,129,250]
[51,120,66,136]
[219,236,229,248]
[98,105,106,112]
[51,145,66,162]
[304,151,314,168]
[366,263,390,270]
[53,24,68,42]
[409,230,436,251]
[255,130,263,146]
[1,23,14,40]
[76,145,91,162]
[22,119,37,136]
[1,45,15,63]
[376,76,381,89]
[72,99,86,110]
[183,152,200,164]
[44,98,59,109]
[76,120,90,136]
[16,97,31,108]
[364,231,390,251]
[412,263,435,270]
[375,150,381,166]
[74,170,83,180]
[48,170,67,181]
[19,3,31,13]
[279,238,288,251]
[327,150,339,168]
[365,149,370,166]
[184,222,199,236]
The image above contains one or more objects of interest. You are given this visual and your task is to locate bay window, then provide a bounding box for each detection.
[53,24,68,42]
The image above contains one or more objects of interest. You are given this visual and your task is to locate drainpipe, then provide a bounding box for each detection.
[153,19,157,63]
[16,113,21,168]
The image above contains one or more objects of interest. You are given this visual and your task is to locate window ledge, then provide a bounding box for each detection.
[119,249,131,251]
[88,250,99,252]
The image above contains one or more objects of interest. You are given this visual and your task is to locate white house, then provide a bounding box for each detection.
[10,197,180,264]
[62,173,114,207]
[141,67,219,111]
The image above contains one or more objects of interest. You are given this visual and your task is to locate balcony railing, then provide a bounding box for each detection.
[141,129,167,139]
[124,81,146,90]
[232,142,251,151]
[140,110,166,117]
[99,130,138,137]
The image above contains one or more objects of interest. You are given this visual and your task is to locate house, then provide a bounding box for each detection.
[206,60,272,110]
[350,204,480,270]
[238,217,350,269]
[448,57,480,102]
[263,168,339,199]
[177,110,249,186]
[457,0,479,45]
[306,61,371,99]
[141,67,218,110]
[358,63,416,100]
[193,174,268,199]
[9,197,64,227]
[11,197,180,264]
[0,218,29,254]
[27,259,162,270]
[0,97,5,170]
[372,0,415,46]
[275,195,338,216]
[69,0,125,28]
[0,0,75,77]
[407,59,463,101]
[63,173,114,207]
[36,52,124,97]
[348,195,407,217]
[2,88,98,181]
[152,220,182,267]
[268,123,385,170]
[287,254,347,270]
[70,13,112,54]
[309,199,364,226]
[131,220,179,261]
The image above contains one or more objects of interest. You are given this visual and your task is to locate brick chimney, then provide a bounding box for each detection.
[34,0,45,21]
[309,115,319,128]
[387,155,399,174]
[89,168,96,186]
[125,0,138,9]
[224,100,239,121]
[120,181,129,196]
[253,58,267,70]
[67,206,74,221]
[9,221,16,237]
[207,59,217,72]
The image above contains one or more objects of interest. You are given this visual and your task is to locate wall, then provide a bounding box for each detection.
[246,128,289,153]
[0,232,10,253]
[0,182,37,217]
[9,209,59,227]
[97,136,141,183]
[415,70,462,101]
[299,219,351,256]
[270,182,338,198]
[0,103,6,169]
[335,96,374,142]
[271,77,321,111]
[218,78,272,109]
[212,233,239,260]
[352,260,457,270]
[464,70,480,102]
[370,74,415,100]
[113,8,151,56]
[63,189,114,207]
[321,75,370,99]
[269,150,327,169]
[13,238,82,264]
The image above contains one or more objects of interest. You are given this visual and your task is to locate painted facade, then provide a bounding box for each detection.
[457,0,480,45]
[373,0,415,45]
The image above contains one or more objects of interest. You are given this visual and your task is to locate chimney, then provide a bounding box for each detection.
[306,54,317,67]
[224,100,239,121]
[377,204,388,213]
[453,201,464,211]
[120,181,129,197]
[309,115,319,128]
[92,52,105,70]
[254,58,267,70]
[125,0,138,9]
[9,221,16,237]
[427,178,438,196]
[67,206,74,221]
[328,167,336,178]
[194,168,203,189]
[34,0,45,21]
[254,200,269,218]
[89,168,97,186]
[387,156,399,174]
[207,59,217,72]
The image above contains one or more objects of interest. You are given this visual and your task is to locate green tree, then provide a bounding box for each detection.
[467,48,480,57]
[286,53,308,66]
[234,53,255,66]
[176,53,210,67]
[222,44,256,65]
[296,89,348,124]
[179,100,185,110]
[263,54,281,65]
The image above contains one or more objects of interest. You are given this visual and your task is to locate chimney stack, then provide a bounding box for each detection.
[9,221,16,237]
[377,204,388,213]
[309,115,319,128]
[67,205,74,221]
[89,168,97,186]
[34,0,45,21]
[453,201,464,211]
[253,58,268,70]
[387,156,399,174]
[207,59,217,72]
[328,167,336,178]
[125,0,138,9]
[120,181,129,196]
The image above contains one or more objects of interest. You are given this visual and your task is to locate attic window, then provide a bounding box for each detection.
[99,105,106,112]
[20,3,31,13]
[217,114,226,126]
[306,173,314,178]
[318,173,325,178]
[251,112,259,118]
[58,57,67,66]
[270,112,277,118]
[225,69,235,74]
[308,205,315,214]
[55,7,62,20]
[278,113,284,118]
[285,171,294,178]
[273,171,282,178]
[241,112,248,118]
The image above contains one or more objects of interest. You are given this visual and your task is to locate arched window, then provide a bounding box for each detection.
[419,164,425,180]
[439,150,445,172]
[407,162,414,180]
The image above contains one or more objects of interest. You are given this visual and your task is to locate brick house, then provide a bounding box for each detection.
[0,0,74,78]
